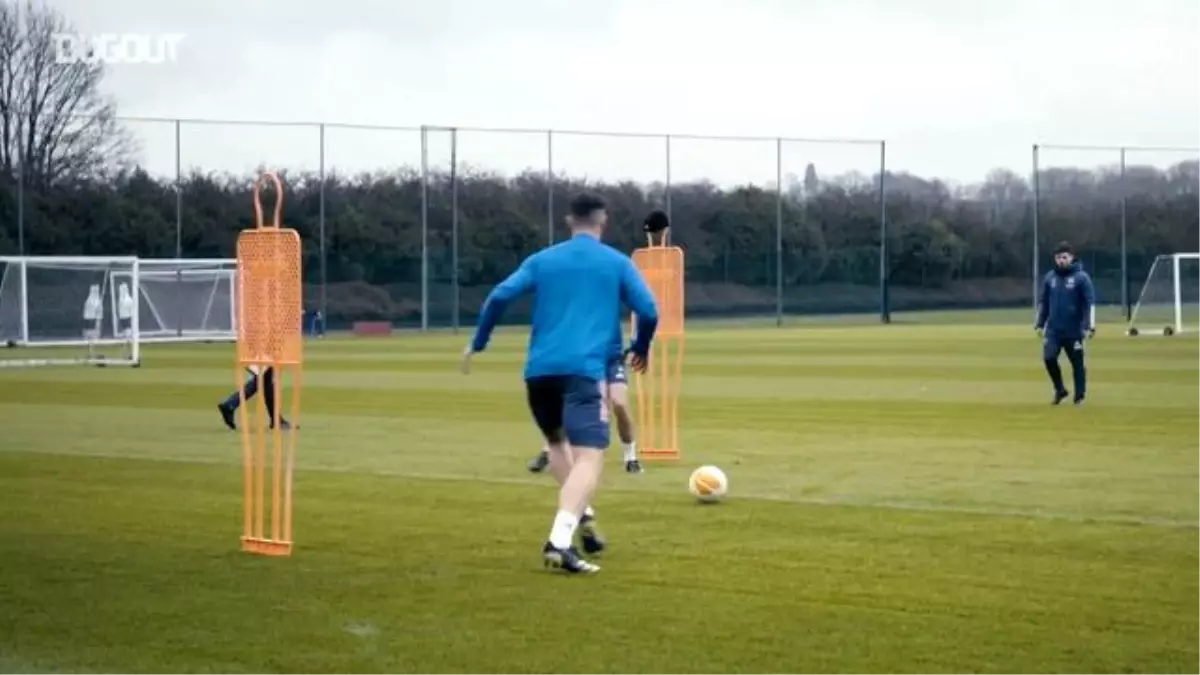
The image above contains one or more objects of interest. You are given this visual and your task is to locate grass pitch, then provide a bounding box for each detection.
[0,315,1196,673]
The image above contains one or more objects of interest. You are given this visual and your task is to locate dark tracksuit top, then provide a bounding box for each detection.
[1036,261,1097,341]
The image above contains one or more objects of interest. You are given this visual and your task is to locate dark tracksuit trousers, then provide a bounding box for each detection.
[222,368,278,422]
[1042,333,1086,398]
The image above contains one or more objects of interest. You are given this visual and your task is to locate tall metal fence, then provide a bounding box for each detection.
[1032,144,1200,320]
[0,114,1196,330]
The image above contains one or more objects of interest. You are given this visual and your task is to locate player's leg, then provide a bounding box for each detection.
[540,428,605,555]
[1064,337,1087,404]
[259,367,296,429]
[607,366,641,473]
[526,445,550,473]
[1042,335,1069,404]
[544,439,573,482]
[526,377,599,574]
[217,368,260,430]
[542,377,609,574]
[527,375,564,473]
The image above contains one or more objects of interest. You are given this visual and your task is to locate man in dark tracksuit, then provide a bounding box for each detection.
[217,367,293,430]
[1035,241,1096,405]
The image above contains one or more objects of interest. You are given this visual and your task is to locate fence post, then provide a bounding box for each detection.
[665,134,673,220]
[174,119,182,259]
[879,140,890,323]
[451,128,460,333]
[1119,146,1129,319]
[1031,144,1041,311]
[775,137,783,327]
[420,125,429,332]
[15,141,23,254]
[173,119,185,338]
[319,123,327,325]
[546,130,554,245]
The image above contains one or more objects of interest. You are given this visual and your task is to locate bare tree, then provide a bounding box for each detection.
[0,0,131,186]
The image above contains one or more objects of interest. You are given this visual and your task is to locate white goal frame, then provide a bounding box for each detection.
[111,258,237,343]
[0,255,141,367]
[1127,252,1200,337]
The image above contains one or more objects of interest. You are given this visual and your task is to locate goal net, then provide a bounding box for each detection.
[1128,253,1200,336]
[113,258,237,343]
[0,256,141,367]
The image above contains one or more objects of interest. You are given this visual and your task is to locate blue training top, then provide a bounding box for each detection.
[1035,261,1096,339]
[470,233,660,381]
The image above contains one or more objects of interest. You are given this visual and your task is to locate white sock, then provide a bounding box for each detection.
[623,441,637,462]
[548,509,578,549]
[583,506,595,519]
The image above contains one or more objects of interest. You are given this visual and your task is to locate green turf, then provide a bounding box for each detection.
[0,316,1196,673]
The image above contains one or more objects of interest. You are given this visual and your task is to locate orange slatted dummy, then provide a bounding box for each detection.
[237,172,304,556]
[631,210,684,460]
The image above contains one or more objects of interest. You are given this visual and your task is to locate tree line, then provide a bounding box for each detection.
[0,158,1196,326]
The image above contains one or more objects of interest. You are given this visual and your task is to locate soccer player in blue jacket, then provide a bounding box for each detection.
[1035,241,1096,405]
[461,192,660,575]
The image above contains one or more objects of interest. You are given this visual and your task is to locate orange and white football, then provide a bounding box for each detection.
[688,465,728,503]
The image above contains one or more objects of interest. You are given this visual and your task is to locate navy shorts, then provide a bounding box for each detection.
[605,357,628,385]
[1043,335,1085,361]
[526,376,610,450]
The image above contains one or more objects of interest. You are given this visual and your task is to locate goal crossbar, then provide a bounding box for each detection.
[0,255,139,266]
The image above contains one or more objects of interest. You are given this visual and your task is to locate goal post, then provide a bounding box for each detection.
[114,258,237,343]
[0,256,141,367]
[1127,253,1200,337]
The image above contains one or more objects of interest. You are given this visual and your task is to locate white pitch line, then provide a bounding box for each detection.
[10,449,1197,531]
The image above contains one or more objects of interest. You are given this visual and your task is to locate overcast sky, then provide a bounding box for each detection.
[49,0,1200,185]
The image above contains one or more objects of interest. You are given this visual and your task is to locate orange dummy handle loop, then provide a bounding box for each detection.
[253,171,284,229]
[645,229,671,248]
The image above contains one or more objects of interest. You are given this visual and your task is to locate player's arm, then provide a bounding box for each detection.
[620,259,659,360]
[1079,272,1097,337]
[469,259,536,353]
[1034,274,1049,333]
